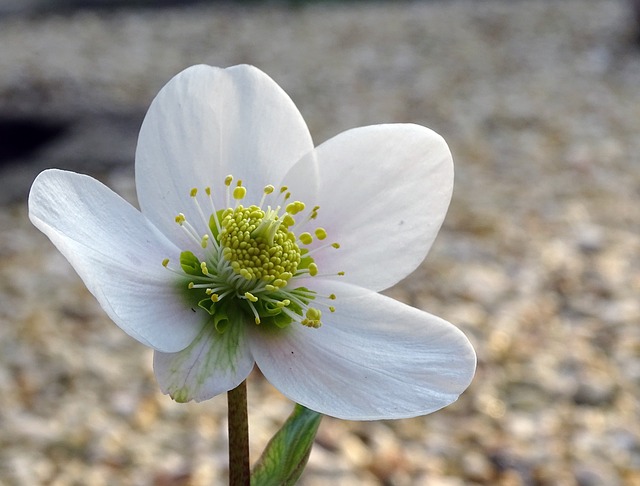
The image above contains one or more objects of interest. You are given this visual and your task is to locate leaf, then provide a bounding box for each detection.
[251,404,322,486]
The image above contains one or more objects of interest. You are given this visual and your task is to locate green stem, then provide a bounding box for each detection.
[228,380,250,486]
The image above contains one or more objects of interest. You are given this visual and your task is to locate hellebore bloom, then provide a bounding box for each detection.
[29,65,475,420]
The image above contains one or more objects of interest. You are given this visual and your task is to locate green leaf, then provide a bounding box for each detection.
[251,404,322,486]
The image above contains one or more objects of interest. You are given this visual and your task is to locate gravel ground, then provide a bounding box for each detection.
[2,1,640,484]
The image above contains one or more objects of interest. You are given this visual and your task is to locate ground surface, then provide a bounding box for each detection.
[1,1,640,484]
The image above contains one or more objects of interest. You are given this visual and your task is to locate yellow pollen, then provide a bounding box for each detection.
[286,201,305,215]
[175,213,186,225]
[219,205,302,284]
[201,262,209,275]
[301,308,322,328]
[329,306,336,312]
[338,271,345,276]
[329,294,336,300]
[210,294,219,302]
[264,185,275,194]
[190,188,198,197]
[201,235,209,248]
[205,187,211,196]
[299,232,313,245]
[308,263,318,276]
[244,292,258,302]
[282,214,295,227]
[162,258,169,267]
[331,243,340,249]
[233,186,246,200]
[225,175,233,186]
[315,228,327,240]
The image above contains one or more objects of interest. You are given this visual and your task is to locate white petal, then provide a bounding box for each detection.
[284,124,453,292]
[154,319,254,402]
[135,64,314,246]
[28,169,204,352]
[250,291,475,420]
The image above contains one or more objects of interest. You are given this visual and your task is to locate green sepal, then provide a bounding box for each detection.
[180,251,202,276]
[251,404,322,486]
[197,297,216,315]
[261,312,293,329]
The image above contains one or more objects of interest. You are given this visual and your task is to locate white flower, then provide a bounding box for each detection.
[29,65,475,420]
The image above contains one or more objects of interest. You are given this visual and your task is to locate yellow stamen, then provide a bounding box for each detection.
[299,232,313,245]
[244,292,258,302]
[233,186,246,200]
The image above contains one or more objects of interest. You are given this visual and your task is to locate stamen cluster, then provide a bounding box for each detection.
[219,205,301,285]
[163,176,341,332]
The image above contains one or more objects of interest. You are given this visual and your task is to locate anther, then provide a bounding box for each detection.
[315,228,327,240]
[299,232,313,245]
[201,262,209,275]
[282,214,295,227]
[190,188,198,197]
[308,263,318,277]
[244,292,258,302]
[225,175,233,186]
[162,258,170,267]
[286,201,305,215]
[233,186,246,200]
[301,307,322,328]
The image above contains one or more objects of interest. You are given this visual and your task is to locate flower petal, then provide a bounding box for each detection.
[249,290,475,420]
[154,317,254,402]
[284,124,453,292]
[135,64,314,246]
[28,169,204,352]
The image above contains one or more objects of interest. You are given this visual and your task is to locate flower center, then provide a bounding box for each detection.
[163,176,339,333]
[219,205,301,285]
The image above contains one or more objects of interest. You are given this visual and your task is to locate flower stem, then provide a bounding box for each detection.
[228,380,250,486]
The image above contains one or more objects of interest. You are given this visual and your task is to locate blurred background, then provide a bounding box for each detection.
[1,0,640,484]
